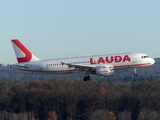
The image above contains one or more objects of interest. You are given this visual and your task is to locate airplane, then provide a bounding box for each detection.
[10,39,155,81]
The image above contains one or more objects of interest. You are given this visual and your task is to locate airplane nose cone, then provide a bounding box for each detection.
[151,58,155,65]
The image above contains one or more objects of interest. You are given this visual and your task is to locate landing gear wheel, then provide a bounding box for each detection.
[83,77,87,81]
[134,73,138,77]
[83,76,90,81]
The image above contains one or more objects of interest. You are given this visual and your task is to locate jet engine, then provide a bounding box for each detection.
[91,65,114,75]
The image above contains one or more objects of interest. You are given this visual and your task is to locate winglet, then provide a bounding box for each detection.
[11,39,40,63]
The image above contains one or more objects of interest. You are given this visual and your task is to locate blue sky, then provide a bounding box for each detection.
[0,0,160,64]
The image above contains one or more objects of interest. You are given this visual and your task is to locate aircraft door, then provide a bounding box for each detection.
[132,54,137,63]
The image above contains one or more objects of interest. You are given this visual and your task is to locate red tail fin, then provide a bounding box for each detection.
[11,39,40,63]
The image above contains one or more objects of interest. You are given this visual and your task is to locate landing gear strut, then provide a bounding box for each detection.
[83,72,90,81]
[134,68,138,77]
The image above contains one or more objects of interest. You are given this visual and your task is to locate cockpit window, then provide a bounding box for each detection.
[142,56,149,58]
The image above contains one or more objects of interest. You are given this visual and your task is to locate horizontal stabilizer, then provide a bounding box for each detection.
[10,64,30,68]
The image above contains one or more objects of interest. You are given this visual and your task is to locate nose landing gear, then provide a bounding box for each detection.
[134,68,138,77]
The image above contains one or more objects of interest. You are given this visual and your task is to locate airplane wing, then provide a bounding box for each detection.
[63,62,97,71]
[68,64,96,71]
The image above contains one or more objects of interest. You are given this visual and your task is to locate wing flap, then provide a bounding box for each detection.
[66,63,96,71]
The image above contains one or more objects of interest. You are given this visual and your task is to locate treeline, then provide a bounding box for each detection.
[1,79,160,120]
[1,67,160,83]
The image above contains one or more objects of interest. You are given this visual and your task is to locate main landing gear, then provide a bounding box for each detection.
[83,76,90,81]
[134,68,138,77]
[83,72,90,81]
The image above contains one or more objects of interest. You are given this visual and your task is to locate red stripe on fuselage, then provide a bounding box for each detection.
[12,39,32,63]
[19,69,80,73]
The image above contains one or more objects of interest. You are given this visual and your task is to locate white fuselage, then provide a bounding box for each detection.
[11,52,155,74]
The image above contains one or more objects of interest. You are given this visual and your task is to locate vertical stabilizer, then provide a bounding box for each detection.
[11,39,40,63]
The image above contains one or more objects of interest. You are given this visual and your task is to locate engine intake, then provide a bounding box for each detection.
[91,65,114,75]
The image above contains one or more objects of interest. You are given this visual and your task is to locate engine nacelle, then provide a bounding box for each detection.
[91,65,114,76]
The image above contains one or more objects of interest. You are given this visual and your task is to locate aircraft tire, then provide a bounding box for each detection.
[134,73,138,77]
[83,76,90,81]
[83,77,87,81]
